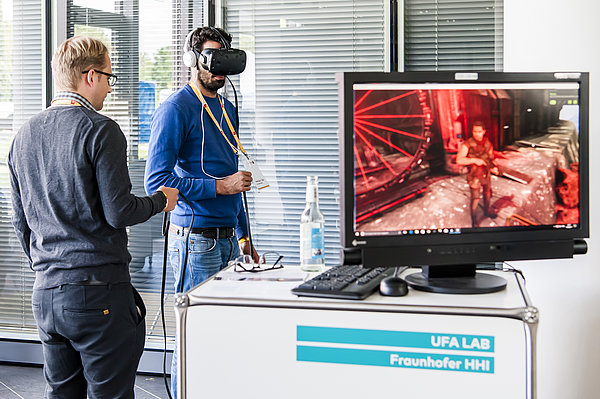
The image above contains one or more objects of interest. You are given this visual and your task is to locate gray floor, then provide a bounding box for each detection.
[0,363,171,398]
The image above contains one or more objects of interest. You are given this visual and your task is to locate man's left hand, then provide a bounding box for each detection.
[240,240,260,263]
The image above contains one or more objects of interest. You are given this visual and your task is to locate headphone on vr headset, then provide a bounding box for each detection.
[182,27,246,75]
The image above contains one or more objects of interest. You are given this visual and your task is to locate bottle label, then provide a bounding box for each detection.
[300,223,324,262]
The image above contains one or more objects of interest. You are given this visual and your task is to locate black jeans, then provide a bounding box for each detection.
[32,282,146,399]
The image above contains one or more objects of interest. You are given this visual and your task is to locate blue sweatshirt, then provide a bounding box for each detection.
[144,84,248,238]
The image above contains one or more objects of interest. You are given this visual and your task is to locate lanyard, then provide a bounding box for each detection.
[51,99,82,107]
[189,82,247,156]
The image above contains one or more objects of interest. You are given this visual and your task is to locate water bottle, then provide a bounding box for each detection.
[300,176,325,272]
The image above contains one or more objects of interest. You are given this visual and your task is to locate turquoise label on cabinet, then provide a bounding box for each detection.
[297,325,495,374]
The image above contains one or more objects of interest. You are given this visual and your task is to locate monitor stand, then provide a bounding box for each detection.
[404,264,507,294]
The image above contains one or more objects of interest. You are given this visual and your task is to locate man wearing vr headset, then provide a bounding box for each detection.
[144,26,258,397]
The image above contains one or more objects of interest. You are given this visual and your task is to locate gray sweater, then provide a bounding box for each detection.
[8,101,166,289]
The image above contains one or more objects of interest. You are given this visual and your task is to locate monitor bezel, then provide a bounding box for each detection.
[338,71,589,256]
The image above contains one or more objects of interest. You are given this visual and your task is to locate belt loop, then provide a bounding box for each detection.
[216,227,220,239]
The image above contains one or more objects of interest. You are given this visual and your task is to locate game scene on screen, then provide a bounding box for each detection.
[354,85,580,235]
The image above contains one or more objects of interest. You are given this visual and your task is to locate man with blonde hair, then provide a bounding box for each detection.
[8,35,179,398]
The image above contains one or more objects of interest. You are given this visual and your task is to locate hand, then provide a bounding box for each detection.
[473,158,486,166]
[240,239,260,264]
[215,171,253,195]
[157,186,179,212]
[490,167,500,175]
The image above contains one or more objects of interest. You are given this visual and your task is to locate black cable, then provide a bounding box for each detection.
[177,193,194,294]
[227,76,255,259]
[242,191,254,256]
[226,76,239,132]
[502,262,526,285]
[160,211,173,399]
[160,193,194,399]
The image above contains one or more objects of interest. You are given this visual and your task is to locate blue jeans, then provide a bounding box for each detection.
[168,229,240,398]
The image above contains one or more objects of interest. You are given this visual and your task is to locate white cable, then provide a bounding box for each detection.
[200,94,231,180]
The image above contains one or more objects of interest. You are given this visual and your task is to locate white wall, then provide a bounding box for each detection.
[504,1,600,397]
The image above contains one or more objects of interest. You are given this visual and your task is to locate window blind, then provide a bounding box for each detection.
[0,0,42,333]
[404,0,503,71]
[224,0,388,266]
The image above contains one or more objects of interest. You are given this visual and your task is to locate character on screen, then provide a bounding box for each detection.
[456,121,499,227]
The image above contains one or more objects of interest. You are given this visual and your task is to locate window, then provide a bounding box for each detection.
[0,0,43,333]
[403,0,503,71]
[224,0,388,265]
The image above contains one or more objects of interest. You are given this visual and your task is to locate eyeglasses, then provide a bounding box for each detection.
[82,69,118,87]
[232,251,284,273]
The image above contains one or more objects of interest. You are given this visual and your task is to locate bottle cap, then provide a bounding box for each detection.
[306,176,319,202]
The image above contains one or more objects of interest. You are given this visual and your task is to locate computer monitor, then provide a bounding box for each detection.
[337,71,589,294]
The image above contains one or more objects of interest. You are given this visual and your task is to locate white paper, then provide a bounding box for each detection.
[239,152,270,190]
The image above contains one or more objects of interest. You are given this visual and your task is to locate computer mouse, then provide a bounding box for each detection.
[379,276,409,297]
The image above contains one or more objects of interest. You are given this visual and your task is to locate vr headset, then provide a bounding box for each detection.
[183,27,247,76]
[199,47,246,76]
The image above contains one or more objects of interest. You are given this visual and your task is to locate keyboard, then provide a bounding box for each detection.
[291,265,394,300]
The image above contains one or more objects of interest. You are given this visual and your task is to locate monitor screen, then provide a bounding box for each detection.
[337,72,589,293]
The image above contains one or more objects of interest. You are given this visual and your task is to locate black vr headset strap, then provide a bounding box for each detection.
[209,26,231,49]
